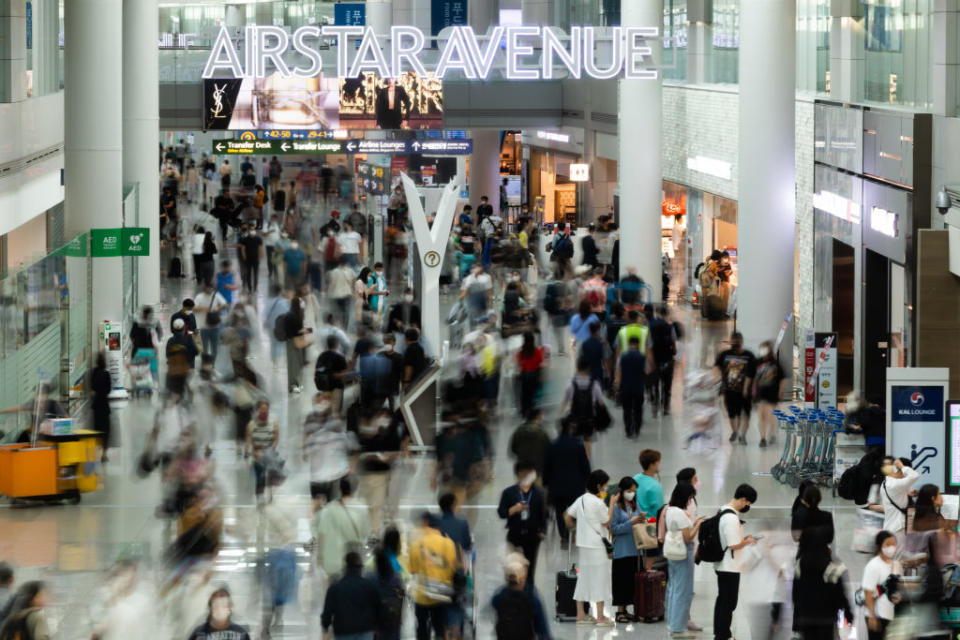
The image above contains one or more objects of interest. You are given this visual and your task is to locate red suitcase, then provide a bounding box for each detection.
[634,569,666,622]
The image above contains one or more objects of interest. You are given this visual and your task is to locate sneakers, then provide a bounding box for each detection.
[738,436,747,445]
[759,438,768,448]
[729,432,738,443]
[687,621,703,632]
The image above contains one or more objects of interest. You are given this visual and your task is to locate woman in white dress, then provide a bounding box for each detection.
[565,469,614,627]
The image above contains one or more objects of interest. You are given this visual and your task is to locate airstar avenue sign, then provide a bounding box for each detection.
[202,25,658,81]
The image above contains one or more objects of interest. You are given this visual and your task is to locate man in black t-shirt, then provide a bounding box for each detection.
[315,335,349,415]
[237,227,263,294]
[714,331,757,445]
[349,408,409,532]
[402,327,427,389]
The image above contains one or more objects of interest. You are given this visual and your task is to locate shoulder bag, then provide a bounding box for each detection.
[582,496,614,559]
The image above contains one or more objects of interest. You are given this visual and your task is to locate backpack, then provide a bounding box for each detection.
[554,234,573,259]
[696,508,736,564]
[838,451,881,505]
[273,313,289,342]
[837,466,858,500]
[495,588,535,640]
[571,380,596,421]
[543,282,563,316]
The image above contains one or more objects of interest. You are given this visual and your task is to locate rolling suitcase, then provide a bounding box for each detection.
[555,564,578,621]
[634,568,666,622]
[168,256,183,278]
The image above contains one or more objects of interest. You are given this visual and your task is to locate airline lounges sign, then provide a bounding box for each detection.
[202,25,659,81]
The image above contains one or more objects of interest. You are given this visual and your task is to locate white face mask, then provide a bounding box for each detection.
[300,300,306,309]
[404,294,414,303]
[376,270,383,277]
[520,472,536,488]
[759,348,771,358]
[882,545,896,559]
[210,600,231,625]
[315,400,331,413]
[623,491,636,502]
[384,344,394,352]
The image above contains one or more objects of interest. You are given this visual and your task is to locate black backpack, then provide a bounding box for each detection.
[837,466,858,500]
[543,282,563,316]
[495,588,535,640]
[571,381,595,421]
[696,508,736,564]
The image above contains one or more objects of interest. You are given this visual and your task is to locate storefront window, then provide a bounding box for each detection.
[862,0,933,108]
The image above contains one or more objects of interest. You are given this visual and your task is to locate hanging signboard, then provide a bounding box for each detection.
[947,401,960,495]
[334,3,366,27]
[886,368,950,489]
[90,228,151,257]
[212,139,473,156]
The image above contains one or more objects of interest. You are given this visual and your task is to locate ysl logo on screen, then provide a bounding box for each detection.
[210,84,227,119]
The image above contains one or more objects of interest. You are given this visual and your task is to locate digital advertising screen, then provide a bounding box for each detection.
[948,401,960,494]
[205,71,443,131]
[339,72,443,130]
[204,74,342,131]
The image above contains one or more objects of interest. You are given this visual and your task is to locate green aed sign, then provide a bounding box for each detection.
[91,228,150,257]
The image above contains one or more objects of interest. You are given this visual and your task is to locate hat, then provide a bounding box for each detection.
[172,318,185,331]
[331,210,341,217]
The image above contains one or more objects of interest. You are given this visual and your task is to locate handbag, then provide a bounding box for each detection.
[663,530,687,560]
[205,292,221,327]
[633,521,659,550]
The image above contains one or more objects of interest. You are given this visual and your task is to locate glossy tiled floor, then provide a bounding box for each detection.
[0,201,871,640]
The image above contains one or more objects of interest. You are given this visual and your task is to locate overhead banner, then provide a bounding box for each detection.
[334,3,366,27]
[212,138,473,156]
[359,162,387,195]
[431,0,468,37]
[886,368,950,490]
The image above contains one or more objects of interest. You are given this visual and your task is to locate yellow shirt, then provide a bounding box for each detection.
[518,230,528,249]
[408,527,459,605]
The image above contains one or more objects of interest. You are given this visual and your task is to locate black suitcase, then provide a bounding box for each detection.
[168,257,183,278]
[273,189,286,212]
[555,566,578,621]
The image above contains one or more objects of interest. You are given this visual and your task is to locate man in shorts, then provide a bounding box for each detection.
[714,332,757,445]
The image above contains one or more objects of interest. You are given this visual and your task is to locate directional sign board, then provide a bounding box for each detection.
[213,139,473,156]
[358,162,387,195]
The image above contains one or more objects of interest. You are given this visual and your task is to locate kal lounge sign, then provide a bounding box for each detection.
[202,25,659,81]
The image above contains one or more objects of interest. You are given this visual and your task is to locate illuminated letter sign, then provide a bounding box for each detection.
[201,25,659,80]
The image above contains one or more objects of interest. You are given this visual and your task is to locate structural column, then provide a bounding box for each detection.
[65,0,124,349]
[470,131,502,218]
[686,0,712,84]
[31,0,58,96]
[124,0,159,307]
[933,0,959,117]
[617,0,662,299]
[254,1,271,26]
[393,0,431,36]
[367,0,393,35]
[224,4,243,31]
[0,0,27,102]
[737,0,796,375]
[829,1,864,103]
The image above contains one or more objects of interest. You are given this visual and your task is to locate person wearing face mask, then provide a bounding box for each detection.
[281,237,307,292]
[386,288,421,350]
[609,477,643,622]
[752,339,785,448]
[564,469,614,626]
[861,531,902,640]
[879,456,920,537]
[711,484,759,640]
[187,588,251,640]
[665,482,706,637]
[327,257,356,330]
[245,400,279,505]
[497,461,547,591]
[366,262,390,323]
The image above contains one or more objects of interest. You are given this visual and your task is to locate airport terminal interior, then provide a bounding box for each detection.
[2,0,960,639]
